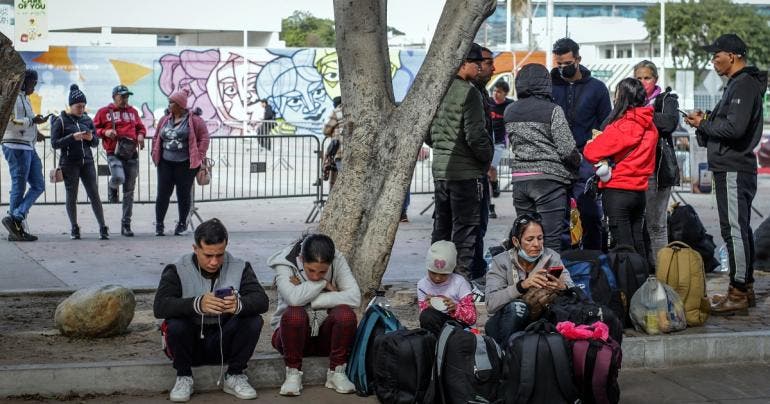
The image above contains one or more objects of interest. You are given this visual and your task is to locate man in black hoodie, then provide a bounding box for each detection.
[550,38,612,250]
[686,34,767,315]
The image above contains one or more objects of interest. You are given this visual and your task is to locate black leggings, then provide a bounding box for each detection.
[61,163,105,228]
[155,159,198,227]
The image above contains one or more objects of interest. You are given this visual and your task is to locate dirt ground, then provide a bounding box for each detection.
[0,287,421,366]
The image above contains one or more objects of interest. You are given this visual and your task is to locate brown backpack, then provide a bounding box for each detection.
[656,241,710,326]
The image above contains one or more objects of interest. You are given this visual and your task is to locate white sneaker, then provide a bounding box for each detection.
[223,373,257,400]
[279,367,303,396]
[325,364,355,394]
[169,376,194,402]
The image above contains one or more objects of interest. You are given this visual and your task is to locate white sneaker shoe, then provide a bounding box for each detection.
[223,373,257,400]
[280,367,303,396]
[169,376,194,402]
[325,364,355,394]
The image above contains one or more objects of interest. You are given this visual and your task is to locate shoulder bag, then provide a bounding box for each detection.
[196,157,214,186]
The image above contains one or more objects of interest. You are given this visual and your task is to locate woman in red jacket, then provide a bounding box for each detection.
[583,78,658,257]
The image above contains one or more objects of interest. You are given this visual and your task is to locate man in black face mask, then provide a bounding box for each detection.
[550,38,611,251]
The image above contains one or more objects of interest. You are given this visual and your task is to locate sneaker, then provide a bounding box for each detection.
[169,376,193,402]
[223,373,257,400]
[99,226,110,240]
[2,215,22,239]
[156,223,165,237]
[400,212,409,223]
[325,364,355,394]
[71,225,81,240]
[280,367,303,396]
[174,222,187,236]
[16,228,38,242]
[121,222,134,237]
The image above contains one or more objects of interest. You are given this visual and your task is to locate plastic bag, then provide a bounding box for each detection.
[629,276,687,335]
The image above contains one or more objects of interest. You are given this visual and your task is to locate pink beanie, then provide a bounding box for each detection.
[168,89,190,109]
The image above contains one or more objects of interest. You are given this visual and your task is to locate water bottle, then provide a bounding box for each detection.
[367,289,391,310]
[716,245,729,273]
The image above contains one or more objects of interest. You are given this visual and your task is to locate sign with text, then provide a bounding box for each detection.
[13,0,48,52]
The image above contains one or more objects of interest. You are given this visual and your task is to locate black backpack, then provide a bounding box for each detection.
[503,319,578,404]
[606,245,649,327]
[668,203,719,272]
[427,322,503,404]
[546,288,623,344]
[755,217,770,271]
[652,89,681,188]
[372,328,437,404]
[561,250,626,324]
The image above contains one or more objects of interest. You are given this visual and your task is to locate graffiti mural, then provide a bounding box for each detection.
[20,46,542,137]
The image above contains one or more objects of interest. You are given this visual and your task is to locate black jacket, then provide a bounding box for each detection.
[697,66,768,173]
[550,65,612,149]
[652,90,680,144]
[50,111,99,165]
[153,258,269,322]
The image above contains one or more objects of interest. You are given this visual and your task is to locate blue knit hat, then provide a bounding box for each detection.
[68,84,87,106]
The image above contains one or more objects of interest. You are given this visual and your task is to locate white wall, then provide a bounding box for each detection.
[48,32,157,47]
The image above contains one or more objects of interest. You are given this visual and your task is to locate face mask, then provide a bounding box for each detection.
[517,247,543,263]
[559,63,578,79]
[642,81,656,97]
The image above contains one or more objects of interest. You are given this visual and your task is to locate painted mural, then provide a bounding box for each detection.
[20,46,539,137]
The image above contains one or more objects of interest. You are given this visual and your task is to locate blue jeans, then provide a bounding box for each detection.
[485,300,530,346]
[2,146,45,221]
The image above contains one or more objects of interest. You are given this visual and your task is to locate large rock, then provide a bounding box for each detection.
[54,285,136,338]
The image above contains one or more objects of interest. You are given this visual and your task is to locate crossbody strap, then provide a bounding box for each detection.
[514,334,539,404]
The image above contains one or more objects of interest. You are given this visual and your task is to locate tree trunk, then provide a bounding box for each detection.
[0,33,27,140]
[319,0,496,300]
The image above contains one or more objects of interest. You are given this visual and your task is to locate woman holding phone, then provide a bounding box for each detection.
[51,84,108,240]
[484,213,573,344]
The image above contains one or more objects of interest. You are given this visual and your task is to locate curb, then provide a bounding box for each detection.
[3,331,770,397]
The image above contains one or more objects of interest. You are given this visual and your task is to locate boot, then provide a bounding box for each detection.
[99,226,109,240]
[70,224,81,240]
[489,204,497,219]
[491,180,500,198]
[121,222,134,237]
[711,285,749,316]
[712,283,756,308]
[155,223,165,237]
[108,187,119,203]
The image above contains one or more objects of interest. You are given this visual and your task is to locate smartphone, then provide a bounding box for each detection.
[677,109,689,118]
[214,287,233,299]
[547,266,564,279]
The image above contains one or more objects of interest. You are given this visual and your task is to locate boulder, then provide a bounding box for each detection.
[54,285,136,338]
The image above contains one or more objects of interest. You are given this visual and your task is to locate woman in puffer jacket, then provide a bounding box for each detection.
[583,78,659,257]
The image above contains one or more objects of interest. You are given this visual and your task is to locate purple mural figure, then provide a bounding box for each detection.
[158,49,221,133]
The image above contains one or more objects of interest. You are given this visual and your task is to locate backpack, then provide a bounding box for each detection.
[428,322,503,404]
[652,89,680,188]
[546,287,624,344]
[755,217,770,272]
[561,250,625,323]
[668,203,719,272]
[557,321,622,404]
[347,304,402,396]
[606,245,650,327]
[656,242,709,326]
[372,328,437,404]
[502,319,578,404]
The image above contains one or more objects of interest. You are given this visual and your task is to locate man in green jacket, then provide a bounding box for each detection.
[426,43,494,280]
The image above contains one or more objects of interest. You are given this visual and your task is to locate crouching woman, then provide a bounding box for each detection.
[269,234,361,397]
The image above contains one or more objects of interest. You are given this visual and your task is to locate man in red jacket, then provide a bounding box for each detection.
[93,85,146,237]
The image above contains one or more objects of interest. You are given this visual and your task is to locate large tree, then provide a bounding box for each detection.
[644,0,770,72]
[281,11,337,47]
[0,32,27,140]
[318,0,497,298]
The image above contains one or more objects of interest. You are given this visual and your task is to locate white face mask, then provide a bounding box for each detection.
[518,247,543,263]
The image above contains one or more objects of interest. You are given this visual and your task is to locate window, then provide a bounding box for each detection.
[605,49,613,59]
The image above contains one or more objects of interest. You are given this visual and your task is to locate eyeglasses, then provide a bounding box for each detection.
[513,213,543,229]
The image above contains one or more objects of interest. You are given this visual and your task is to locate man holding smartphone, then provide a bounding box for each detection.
[685,34,767,315]
[154,218,269,402]
[1,69,46,242]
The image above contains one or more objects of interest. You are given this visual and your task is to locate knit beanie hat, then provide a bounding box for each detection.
[425,240,457,275]
[168,89,190,109]
[68,84,87,105]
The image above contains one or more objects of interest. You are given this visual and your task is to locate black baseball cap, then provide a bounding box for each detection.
[465,43,484,61]
[702,34,747,56]
[112,85,134,97]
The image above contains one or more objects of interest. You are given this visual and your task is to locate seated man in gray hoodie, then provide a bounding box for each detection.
[269,233,361,397]
[154,218,269,402]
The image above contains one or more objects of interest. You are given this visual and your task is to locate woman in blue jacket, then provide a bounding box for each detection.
[51,85,108,240]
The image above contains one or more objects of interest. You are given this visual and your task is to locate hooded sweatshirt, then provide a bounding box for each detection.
[2,92,37,149]
[92,103,146,155]
[268,242,361,330]
[696,66,768,173]
[551,65,613,149]
[504,64,580,184]
[583,107,659,191]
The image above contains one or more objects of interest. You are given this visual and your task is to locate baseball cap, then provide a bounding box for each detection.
[112,85,134,97]
[425,240,457,275]
[701,34,747,56]
[465,43,484,61]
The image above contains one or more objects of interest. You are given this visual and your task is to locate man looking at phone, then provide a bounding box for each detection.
[154,218,269,402]
[2,69,46,242]
[685,34,767,315]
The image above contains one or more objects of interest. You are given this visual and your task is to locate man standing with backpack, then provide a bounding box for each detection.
[685,34,767,315]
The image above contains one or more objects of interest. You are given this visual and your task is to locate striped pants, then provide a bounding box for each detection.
[713,171,757,289]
